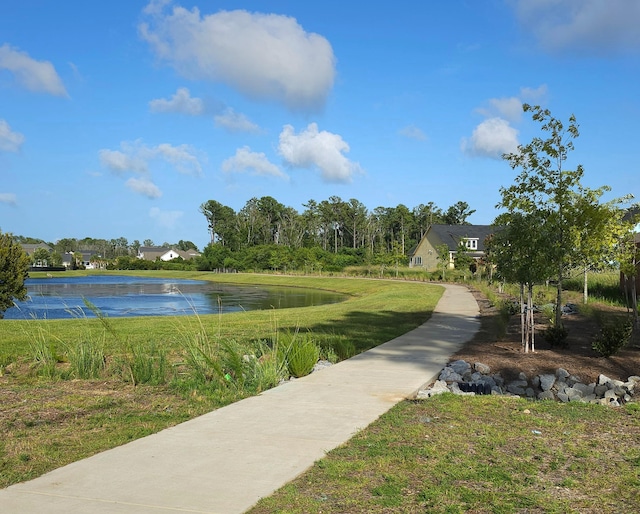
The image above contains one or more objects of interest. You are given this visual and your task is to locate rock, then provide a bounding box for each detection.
[567,375,582,386]
[594,384,608,397]
[449,359,471,375]
[538,390,555,400]
[573,383,595,396]
[428,360,637,407]
[439,368,463,383]
[416,380,449,398]
[474,362,491,374]
[312,360,332,373]
[506,383,527,396]
[539,374,556,391]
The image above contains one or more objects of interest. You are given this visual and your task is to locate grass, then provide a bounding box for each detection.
[249,395,640,514]
[0,272,444,488]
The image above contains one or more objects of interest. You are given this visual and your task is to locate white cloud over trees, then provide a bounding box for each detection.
[126,177,162,199]
[0,44,67,96]
[139,2,336,112]
[461,117,519,159]
[222,146,287,179]
[278,123,362,183]
[99,140,204,198]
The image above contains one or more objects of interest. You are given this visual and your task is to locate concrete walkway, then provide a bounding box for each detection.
[0,283,479,513]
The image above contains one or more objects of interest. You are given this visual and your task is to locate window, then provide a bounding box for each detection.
[464,238,478,250]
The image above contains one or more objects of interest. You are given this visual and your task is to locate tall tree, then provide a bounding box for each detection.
[0,231,30,318]
[499,104,595,329]
[443,201,475,225]
[200,200,237,247]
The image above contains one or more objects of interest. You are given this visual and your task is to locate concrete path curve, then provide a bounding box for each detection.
[0,283,479,513]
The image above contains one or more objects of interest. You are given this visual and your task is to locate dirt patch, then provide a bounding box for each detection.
[451,287,640,384]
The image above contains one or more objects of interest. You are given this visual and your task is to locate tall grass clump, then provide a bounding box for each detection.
[67,340,106,379]
[28,328,61,378]
[277,329,320,378]
[120,341,168,385]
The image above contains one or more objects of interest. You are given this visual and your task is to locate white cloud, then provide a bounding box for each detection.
[0,44,67,96]
[485,97,523,122]
[476,85,548,123]
[99,148,148,174]
[126,177,162,199]
[139,2,336,112]
[510,0,640,54]
[222,146,287,179]
[149,206,183,229]
[0,120,25,152]
[399,125,427,141]
[214,108,260,133]
[520,84,548,103]
[149,87,204,115]
[153,143,202,175]
[278,123,362,183]
[0,193,17,206]
[99,141,202,176]
[99,140,204,198]
[461,117,519,159]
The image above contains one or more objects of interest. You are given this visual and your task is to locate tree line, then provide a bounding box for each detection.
[200,197,475,254]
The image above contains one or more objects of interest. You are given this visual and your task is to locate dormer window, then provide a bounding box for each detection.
[464,238,478,250]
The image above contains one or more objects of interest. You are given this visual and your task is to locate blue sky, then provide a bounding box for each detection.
[1,0,639,250]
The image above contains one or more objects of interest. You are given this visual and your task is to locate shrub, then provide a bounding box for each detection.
[592,320,633,357]
[544,325,569,348]
[277,330,320,378]
[286,337,320,378]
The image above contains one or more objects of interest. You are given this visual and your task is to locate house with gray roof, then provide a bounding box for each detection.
[408,224,498,271]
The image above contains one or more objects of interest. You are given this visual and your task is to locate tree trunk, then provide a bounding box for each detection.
[520,283,526,352]
[555,267,563,329]
[583,267,588,304]
[528,283,535,353]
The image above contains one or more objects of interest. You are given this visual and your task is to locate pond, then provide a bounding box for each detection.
[4,275,346,320]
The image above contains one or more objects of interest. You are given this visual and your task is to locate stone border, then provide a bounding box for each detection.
[417,359,639,407]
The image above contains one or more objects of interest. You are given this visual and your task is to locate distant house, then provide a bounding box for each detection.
[408,224,497,270]
[137,246,200,262]
[21,243,53,268]
[63,251,104,270]
[20,243,52,257]
[137,246,170,261]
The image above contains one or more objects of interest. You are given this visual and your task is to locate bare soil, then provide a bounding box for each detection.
[451,287,640,385]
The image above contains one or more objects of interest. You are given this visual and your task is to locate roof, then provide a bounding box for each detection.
[428,224,498,252]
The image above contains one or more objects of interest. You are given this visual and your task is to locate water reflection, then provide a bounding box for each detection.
[5,276,345,320]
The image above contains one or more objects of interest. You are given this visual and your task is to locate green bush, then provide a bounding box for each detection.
[592,320,633,357]
[286,337,320,378]
[277,331,320,378]
[544,325,569,348]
